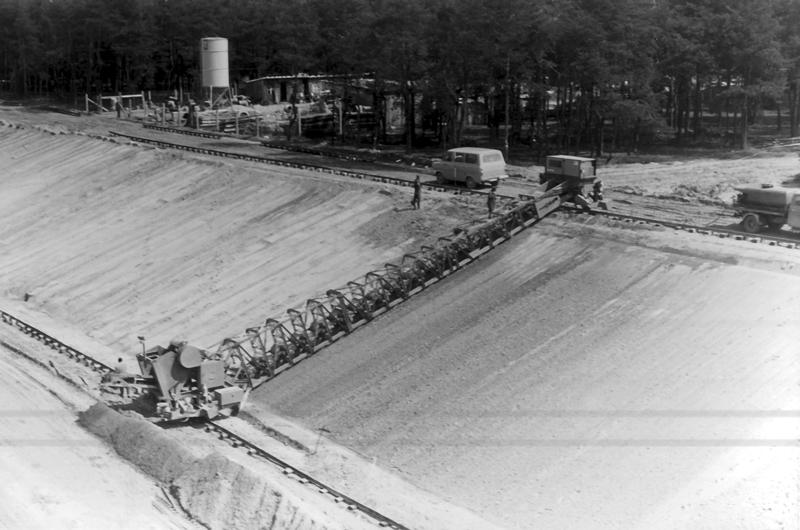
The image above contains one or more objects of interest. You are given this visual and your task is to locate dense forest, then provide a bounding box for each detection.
[2,0,800,153]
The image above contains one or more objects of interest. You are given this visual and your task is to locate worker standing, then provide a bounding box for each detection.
[589,179,604,202]
[487,186,497,218]
[411,176,422,210]
[114,357,127,374]
[112,357,131,398]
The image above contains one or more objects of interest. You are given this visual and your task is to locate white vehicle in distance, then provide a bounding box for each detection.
[432,147,508,189]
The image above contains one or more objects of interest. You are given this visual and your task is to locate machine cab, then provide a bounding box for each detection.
[541,155,597,189]
[544,155,596,179]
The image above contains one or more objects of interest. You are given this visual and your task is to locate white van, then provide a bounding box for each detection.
[432,148,508,189]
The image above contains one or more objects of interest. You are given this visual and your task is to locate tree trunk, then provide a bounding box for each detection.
[503,58,510,161]
[403,80,412,153]
[372,80,380,150]
[716,77,723,132]
[459,94,467,146]
[574,89,583,156]
[675,80,683,144]
[342,77,349,143]
[410,85,416,147]
[596,111,605,158]
[540,81,548,163]
[788,80,799,138]
[741,90,748,150]
[693,70,702,137]
[665,78,673,127]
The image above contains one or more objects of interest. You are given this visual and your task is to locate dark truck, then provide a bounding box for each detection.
[733,184,800,233]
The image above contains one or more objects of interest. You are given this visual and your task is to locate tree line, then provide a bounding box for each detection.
[2,0,799,154]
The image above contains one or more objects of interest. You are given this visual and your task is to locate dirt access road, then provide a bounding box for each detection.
[253,216,800,530]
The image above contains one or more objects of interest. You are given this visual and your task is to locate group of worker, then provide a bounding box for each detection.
[411,175,498,218]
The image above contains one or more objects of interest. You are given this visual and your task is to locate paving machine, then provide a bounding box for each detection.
[119,339,273,420]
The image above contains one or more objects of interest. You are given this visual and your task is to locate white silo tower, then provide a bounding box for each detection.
[200,37,230,108]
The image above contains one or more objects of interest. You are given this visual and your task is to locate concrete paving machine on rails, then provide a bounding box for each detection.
[106,155,604,422]
[102,338,270,420]
[733,184,800,233]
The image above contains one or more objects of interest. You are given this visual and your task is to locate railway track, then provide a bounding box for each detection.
[108,130,517,200]
[206,421,410,529]
[0,309,410,530]
[564,206,800,249]
[143,123,380,164]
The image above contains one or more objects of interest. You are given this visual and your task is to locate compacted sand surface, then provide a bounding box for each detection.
[255,218,800,530]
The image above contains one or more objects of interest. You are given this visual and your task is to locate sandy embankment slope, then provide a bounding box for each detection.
[253,217,800,530]
[0,344,201,530]
[0,124,471,358]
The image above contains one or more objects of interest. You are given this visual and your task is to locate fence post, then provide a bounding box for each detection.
[215,109,219,132]
[255,114,260,138]
[85,94,89,114]
[235,113,239,135]
[162,104,166,126]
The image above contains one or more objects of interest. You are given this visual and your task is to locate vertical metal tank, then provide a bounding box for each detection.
[200,38,229,88]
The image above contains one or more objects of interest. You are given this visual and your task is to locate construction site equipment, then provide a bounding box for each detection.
[541,155,596,180]
[0,309,411,530]
[534,155,605,211]
[136,158,601,421]
[733,184,800,233]
[132,339,270,420]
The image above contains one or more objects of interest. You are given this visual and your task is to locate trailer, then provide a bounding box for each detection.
[732,184,800,233]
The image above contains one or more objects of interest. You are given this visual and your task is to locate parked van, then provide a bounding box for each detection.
[432,148,508,189]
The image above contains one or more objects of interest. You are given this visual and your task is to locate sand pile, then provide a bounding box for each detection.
[174,452,335,530]
[78,402,194,483]
[79,403,342,530]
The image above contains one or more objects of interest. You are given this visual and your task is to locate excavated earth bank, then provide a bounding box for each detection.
[0,123,476,353]
[79,403,341,530]
[253,217,800,530]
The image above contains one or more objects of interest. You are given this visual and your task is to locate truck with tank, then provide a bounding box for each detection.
[732,184,800,233]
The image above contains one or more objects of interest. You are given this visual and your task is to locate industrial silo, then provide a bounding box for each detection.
[200,37,229,107]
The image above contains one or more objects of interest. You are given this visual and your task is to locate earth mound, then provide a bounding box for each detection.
[79,403,343,530]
